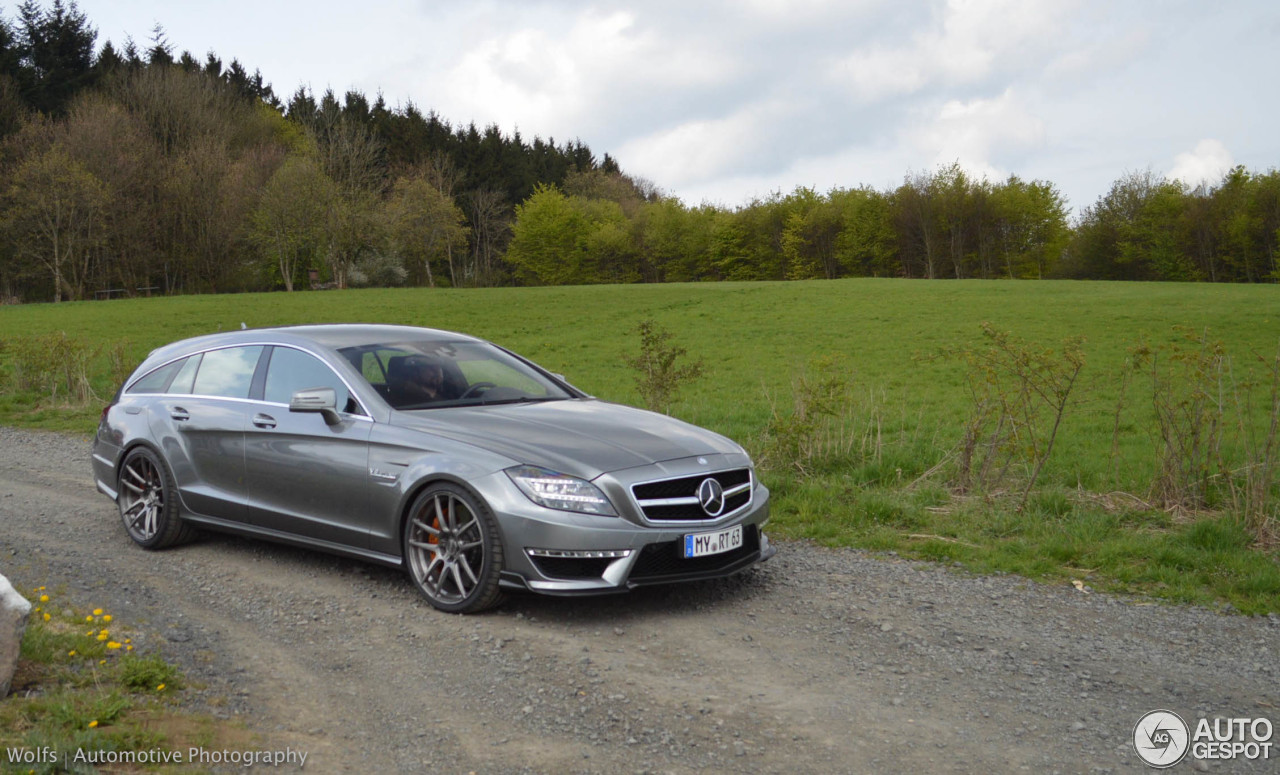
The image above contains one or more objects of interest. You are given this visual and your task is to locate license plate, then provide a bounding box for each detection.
[683,524,743,558]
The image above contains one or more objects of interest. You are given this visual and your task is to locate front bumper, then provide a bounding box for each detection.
[501,529,776,596]
[481,463,774,595]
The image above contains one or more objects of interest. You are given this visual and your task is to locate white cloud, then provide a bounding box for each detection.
[617,100,791,188]
[1044,27,1150,81]
[831,0,1066,101]
[909,89,1045,180]
[1167,139,1234,189]
[438,10,636,135]
[432,8,735,139]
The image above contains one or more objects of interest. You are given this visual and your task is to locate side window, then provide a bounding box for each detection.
[191,346,263,399]
[264,347,359,414]
[168,354,201,394]
[127,358,185,394]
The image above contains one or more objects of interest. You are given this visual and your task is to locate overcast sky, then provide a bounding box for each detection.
[69,0,1278,215]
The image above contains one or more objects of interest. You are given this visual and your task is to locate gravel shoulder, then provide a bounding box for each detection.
[1,426,1277,773]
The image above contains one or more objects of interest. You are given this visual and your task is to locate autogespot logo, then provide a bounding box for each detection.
[1133,710,1190,768]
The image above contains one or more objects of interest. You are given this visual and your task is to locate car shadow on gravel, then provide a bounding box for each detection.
[502,568,777,625]
[174,528,779,623]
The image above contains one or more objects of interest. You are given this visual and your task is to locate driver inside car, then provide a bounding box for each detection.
[388,355,447,404]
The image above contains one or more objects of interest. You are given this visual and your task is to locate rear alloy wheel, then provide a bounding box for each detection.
[404,483,504,613]
[117,447,192,549]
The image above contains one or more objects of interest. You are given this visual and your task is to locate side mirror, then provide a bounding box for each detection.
[289,387,341,426]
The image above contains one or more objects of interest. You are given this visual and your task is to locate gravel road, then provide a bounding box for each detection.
[1,426,1277,774]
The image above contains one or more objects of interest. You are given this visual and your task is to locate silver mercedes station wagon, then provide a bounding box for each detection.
[92,324,774,612]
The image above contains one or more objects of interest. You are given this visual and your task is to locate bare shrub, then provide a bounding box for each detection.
[1229,344,1280,544]
[1127,328,1280,545]
[1,331,98,404]
[1131,328,1228,510]
[757,356,852,477]
[623,319,704,414]
[105,339,135,393]
[753,356,907,481]
[939,323,1085,507]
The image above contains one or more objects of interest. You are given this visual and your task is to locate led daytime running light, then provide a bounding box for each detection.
[526,548,631,559]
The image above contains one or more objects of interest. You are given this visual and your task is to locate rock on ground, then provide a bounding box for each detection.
[0,572,32,697]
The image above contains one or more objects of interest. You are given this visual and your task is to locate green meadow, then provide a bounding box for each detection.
[3,279,1279,612]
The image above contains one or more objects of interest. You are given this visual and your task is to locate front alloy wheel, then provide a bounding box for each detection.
[117,447,192,548]
[404,483,504,613]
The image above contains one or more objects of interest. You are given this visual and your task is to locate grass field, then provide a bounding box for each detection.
[2,279,1279,612]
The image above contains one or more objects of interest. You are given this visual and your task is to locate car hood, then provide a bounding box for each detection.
[390,398,742,479]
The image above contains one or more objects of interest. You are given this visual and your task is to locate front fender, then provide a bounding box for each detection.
[365,423,516,556]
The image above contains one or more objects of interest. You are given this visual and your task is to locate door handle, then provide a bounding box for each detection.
[252,413,277,429]
[169,408,190,421]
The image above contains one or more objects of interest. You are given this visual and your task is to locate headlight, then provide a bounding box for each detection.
[505,465,617,516]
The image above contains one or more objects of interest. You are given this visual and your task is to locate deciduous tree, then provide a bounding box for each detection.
[250,155,334,291]
[2,142,106,300]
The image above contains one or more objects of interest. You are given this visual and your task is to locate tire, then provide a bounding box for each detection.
[117,446,193,549]
[403,482,504,613]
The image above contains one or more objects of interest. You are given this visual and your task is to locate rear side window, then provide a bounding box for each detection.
[127,359,185,394]
[168,354,202,394]
[191,346,263,399]
[263,347,359,414]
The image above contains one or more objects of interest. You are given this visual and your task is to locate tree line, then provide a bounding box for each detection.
[1,1,1277,303]
[0,1,632,301]
[506,162,1280,285]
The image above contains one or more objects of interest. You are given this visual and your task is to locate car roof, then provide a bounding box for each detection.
[143,324,484,364]
[262,324,482,349]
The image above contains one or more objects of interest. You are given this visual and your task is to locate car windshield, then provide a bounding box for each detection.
[339,340,573,410]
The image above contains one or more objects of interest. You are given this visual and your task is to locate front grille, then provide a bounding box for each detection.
[530,556,613,580]
[631,468,752,522]
[632,469,750,500]
[629,524,760,581]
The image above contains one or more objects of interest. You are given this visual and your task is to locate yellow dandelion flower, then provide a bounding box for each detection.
[124,638,131,644]
[88,720,98,729]
[107,642,121,650]
[85,615,93,623]
[97,632,109,641]
[34,607,41,613]
[102,615,112,623]
[39,594,48,602]
[98,659,106,666]
[156,683,166,691]
[92,608,103,616]
[68,650,76,657]
[42,613,50,622]
[126,645,134,651]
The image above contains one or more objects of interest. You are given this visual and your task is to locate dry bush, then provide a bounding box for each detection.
[1128,328,1280,545]
[623,319,704,414]
[938,323,1085,507]
[2,331,98,404]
